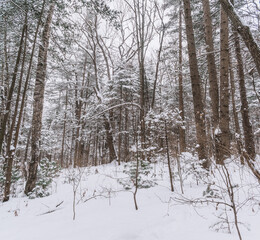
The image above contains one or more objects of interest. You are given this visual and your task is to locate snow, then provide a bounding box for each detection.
[214,127,221,135]
[10,145,15,151]
[235,133,241,139]
[0,160,260,240]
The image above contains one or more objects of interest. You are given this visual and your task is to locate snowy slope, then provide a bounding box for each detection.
[0,160,259,240]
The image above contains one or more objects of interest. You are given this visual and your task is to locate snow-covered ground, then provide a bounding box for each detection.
[0,159,259,240]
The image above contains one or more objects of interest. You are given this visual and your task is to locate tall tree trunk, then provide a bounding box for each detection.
[217,6,230,164]
[1,18,10,120]
[60,91,68,168]
[165,121,174,192]
[73,74,82,168]
[178,7,186,153]
[202,0,220,160]
[183,0,208,168]
[14,1,46,155]
[133,0,146,157]
[23,128,31,179]
[0,20,26,154]
[118,85,123,165]
[151,2,165,109]
[229,53,244,164]
[233,30,256,159]
[1,20,9,125]
[3,17,28,202]
[25,4,54,195]
[6,1,47,192]
[124,107,129,161]
[219,0,260,76]
[94,131,98,166]
[104,112,117,163]
[202,0,219,129]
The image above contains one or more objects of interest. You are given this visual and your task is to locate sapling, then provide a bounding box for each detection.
[172,161,249,240]
[65,167,86,220]
[118,146,156,210]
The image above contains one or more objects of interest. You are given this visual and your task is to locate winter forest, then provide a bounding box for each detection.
[0,0,260,239]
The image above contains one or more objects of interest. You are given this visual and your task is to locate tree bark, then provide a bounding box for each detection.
[219,0,260,76]
[0,20,26,154]
[165,121,174,192]
[60,91,68,168]
[183,0,209,168]
[73,73,82,168]
[229,53,244,164]
[3,17,28,202]
[124,107,129,161]
[1,18,10,125]
[133,0,146,157]
[25,4,54,195]
[217,6,230,164]
[201,0,221,161]
[118,85,123,165]
[14,0,46,155]
[178,7,186,153]
[104,112,117,163]
[151,2,165,109]
[202,0,219,129]
[233,29,256,159]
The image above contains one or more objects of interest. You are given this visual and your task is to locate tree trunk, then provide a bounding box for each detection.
[5,1,47,194]
[13,0,46,155]
[73,74,82,168]
[124,107,129,161]
[1,19,10,132]
[133,0,146,158]
[202,0,219,129]
[118,85,123,165]
[151,2,165,109]
[104,113,117,163]
[219,0,260,76]
[0,19,26,154]
[165,121,174,192]
[3,17,28,202]
[178,7,186,153]
[217,6,230,164]
[25,4,54,195]
[202,0,221,161]
[229,52,244,164]
[22,128,31,179]
[60,91,68,168]
[183,0,208,168]
[233,30,256,159]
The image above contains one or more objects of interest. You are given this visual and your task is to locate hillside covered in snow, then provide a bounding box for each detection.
[1,155,260,240]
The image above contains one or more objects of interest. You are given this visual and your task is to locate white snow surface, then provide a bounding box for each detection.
[0,160,260,240]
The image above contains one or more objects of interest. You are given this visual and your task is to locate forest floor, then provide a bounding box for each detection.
[0,155,260,240]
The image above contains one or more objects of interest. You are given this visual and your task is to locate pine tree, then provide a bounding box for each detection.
[183,0,209,168]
